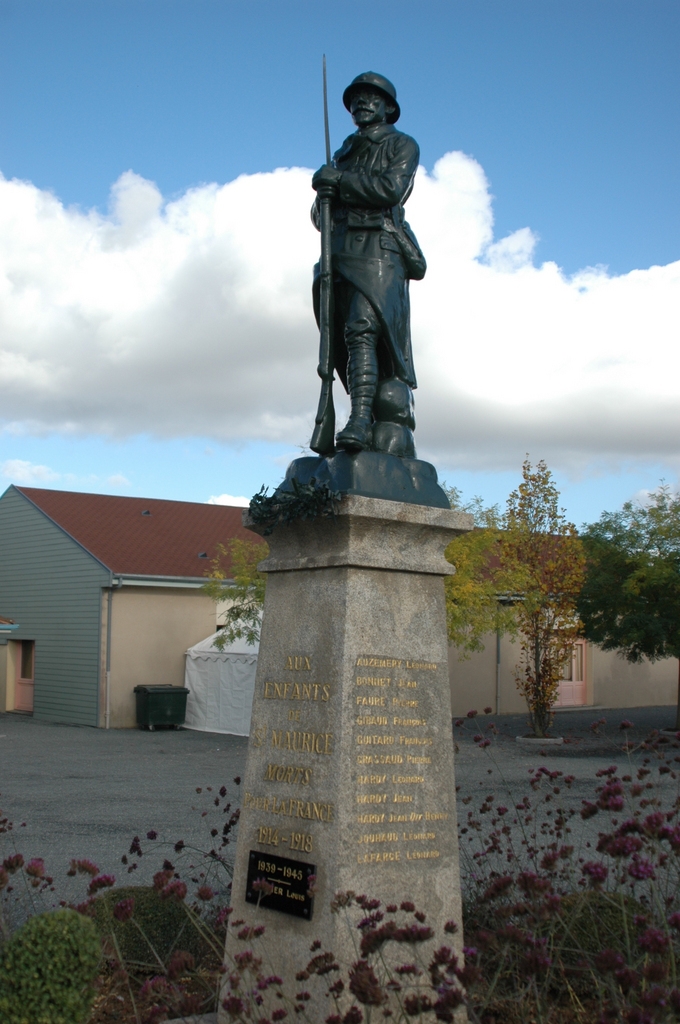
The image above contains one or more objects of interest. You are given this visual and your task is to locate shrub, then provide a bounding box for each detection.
[0,908,100,1024]
[92,885,212,967]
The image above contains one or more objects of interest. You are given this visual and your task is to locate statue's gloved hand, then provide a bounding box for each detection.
[312,164,341,197]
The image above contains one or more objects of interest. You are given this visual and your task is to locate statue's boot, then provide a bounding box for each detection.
[336,337,378,452]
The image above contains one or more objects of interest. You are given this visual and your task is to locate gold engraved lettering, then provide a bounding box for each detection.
[407,755,431,764]
[403,831,436,842]
[393,717,427,727]
[252,726,266,748]
[356,657,403,669]
[358,832,399,844]
[356,695,386,706]
[405,660,437,671]
[356,735,395,746]
[406,849,440,860]
[288,709,301,721]
[399,736,433,746]
[356,676,391,687]
[285,656,312,671]
[356,753,403,764]
[392,774,424,784]
[357,774,387,785]
[389,813,408,822]
[356,715,388,726]
[271,729,333,754]
[264,680,330,701]
[263,764,313,786]
[357,813,385,824]
[393,794,414,803]
[357,793,388,804]
[425,811,449,821]
[245,792,335,822]
[397,679,418,689]
[392,697,419,708]
[357,850,401,863]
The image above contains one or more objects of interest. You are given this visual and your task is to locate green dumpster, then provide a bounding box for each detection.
[133,685,189,730]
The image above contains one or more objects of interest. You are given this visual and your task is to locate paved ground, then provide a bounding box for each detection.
[0,713,248,916]
[1,705,678,913]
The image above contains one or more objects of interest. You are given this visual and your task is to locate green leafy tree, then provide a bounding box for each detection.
[502,459,586,738]
[444,487,518,656]
[202,537,269,648]
[578,483,680,730]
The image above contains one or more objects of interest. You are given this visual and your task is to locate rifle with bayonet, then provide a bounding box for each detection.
[310,55,335,456]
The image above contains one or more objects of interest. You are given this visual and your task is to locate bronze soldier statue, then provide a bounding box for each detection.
[311,72,426,458]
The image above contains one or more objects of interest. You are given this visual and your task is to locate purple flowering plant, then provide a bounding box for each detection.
[2,719,680,1023]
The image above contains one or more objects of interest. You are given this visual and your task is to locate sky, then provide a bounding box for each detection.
[0,0,679,524]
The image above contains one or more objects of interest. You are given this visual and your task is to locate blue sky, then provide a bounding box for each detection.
[1,0,679,523]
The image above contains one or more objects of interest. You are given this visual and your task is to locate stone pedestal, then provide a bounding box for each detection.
[222,495,472,1014]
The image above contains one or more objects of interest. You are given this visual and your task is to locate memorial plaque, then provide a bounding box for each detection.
[245,849,316,920]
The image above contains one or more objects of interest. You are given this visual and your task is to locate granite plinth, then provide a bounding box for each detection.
[221,496,472,1020]
[278,451,450,508]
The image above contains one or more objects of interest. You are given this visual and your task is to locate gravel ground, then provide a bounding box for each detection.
[1,704,678,909]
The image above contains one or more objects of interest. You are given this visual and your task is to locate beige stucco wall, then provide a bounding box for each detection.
[591,646,677,708]
[106,586,217,728]
[449,633,526,717]
[0,641,18,712]
[449,634,677,716]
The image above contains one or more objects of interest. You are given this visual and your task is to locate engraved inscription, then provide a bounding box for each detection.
[264,764,313,785]
[357,851,401,863]
[356,657,403,668]
[352,654,446,866]
[271,729,333,754]
[285,656,312,671]
[244,792,335,821]
[264,681,330,701]
[256,825,314,852]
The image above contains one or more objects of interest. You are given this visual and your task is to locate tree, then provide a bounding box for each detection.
[444,489,517,656]
[578,484,680,730]
[202,537,269,648]
[501,459,586,738]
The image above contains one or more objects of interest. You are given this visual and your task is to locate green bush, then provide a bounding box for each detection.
[93,885,212,967]
[0,908,100,1024]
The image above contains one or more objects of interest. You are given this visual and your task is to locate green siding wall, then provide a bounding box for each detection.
[0,487,110,726]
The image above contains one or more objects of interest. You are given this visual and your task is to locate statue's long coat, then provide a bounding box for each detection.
[312,122,425,391]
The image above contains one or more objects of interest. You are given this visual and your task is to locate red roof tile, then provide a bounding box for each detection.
[16,487,258,578]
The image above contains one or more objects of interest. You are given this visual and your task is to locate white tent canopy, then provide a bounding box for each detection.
[184,631,258,736]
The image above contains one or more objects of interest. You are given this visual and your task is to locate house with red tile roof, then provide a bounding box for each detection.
[0,485,257,727]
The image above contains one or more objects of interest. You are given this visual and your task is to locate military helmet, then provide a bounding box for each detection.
[343,72,400,124]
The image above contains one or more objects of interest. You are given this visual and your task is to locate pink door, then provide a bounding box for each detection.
[555,641,586,707]
[15,640,35,713]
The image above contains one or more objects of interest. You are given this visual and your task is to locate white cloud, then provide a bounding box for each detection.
[107,473,130,486]
[0,155,679,474]
[1,459,59,483]
[207,493,250,507]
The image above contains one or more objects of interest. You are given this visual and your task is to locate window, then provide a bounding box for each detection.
[20,639,34,680]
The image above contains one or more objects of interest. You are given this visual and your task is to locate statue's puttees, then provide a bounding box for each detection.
[311,72,426,459]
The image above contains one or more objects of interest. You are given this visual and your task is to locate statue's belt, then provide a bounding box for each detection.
[345,209,387,229]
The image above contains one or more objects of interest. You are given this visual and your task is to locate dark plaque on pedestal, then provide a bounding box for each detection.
[245,850,316,920]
